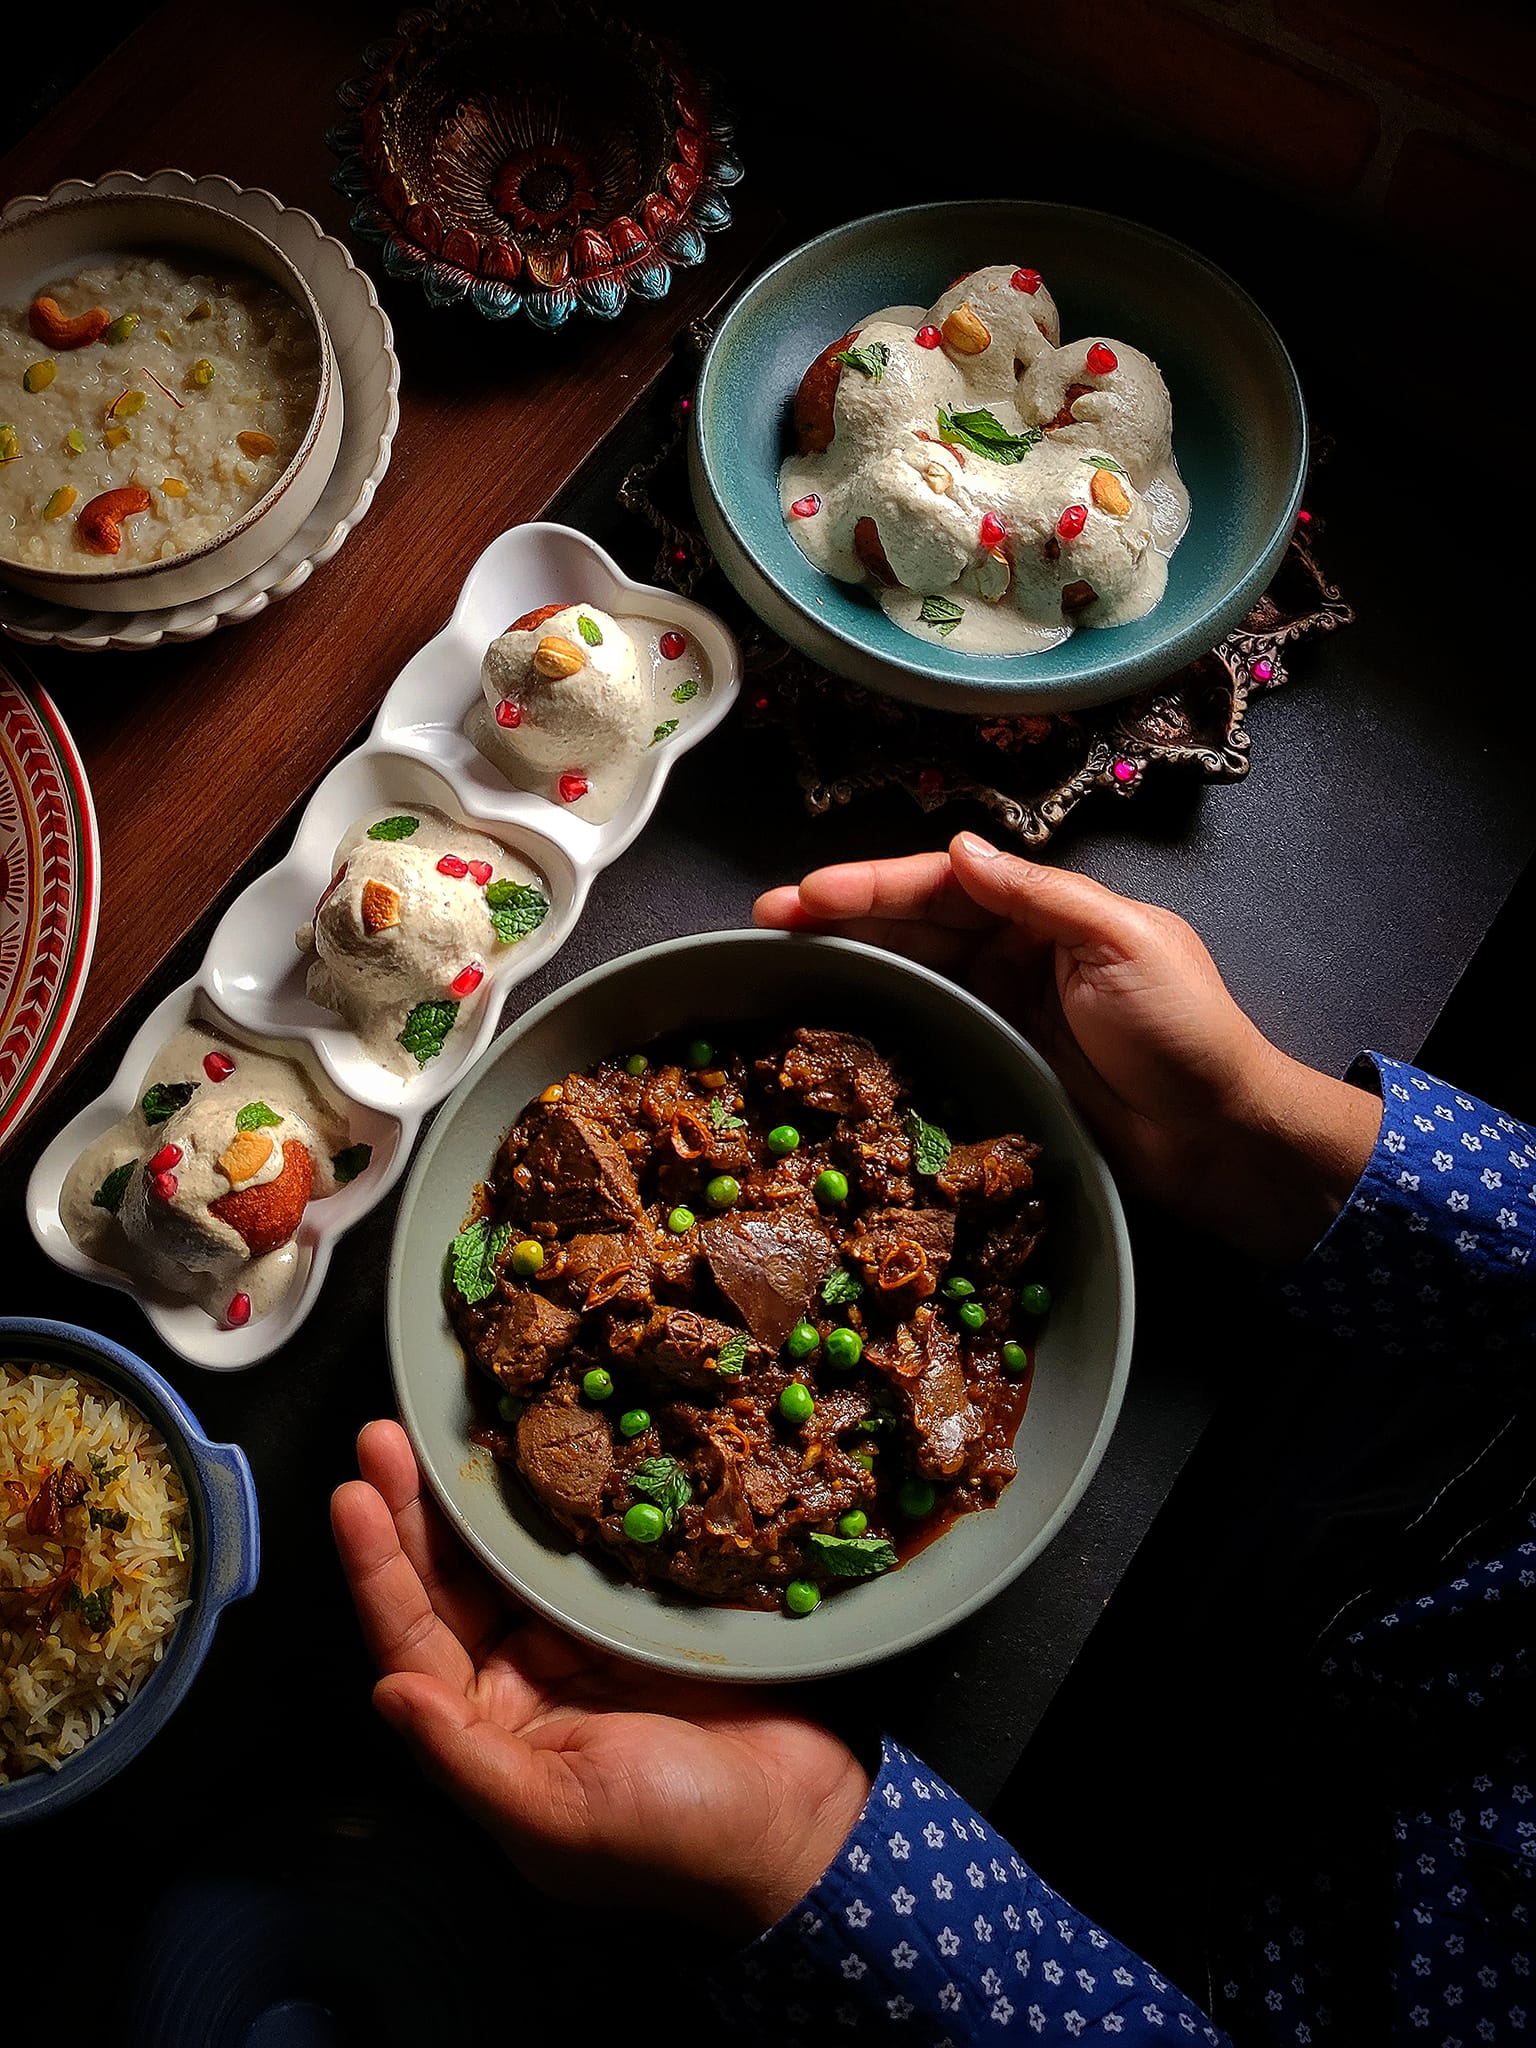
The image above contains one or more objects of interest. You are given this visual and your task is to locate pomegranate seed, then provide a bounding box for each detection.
[494,698,523,728]
[313,865,347,922]
[467,860,493,886]
[659,630,687,660]
[789,494,821,518]
[226,1293,252,1328]
[450,963,484,998]
[673,547,688,563]
[148,1143,183,1174]
[979,512,1007,549]
[1085,343,1118,376]
[437,854,469,878]
[1011,268,1042,294]
[753,694,770,712]
[1057,503,1088,541]
[558,773,589,803]
[203,1051,236,1083]
[915,325,942,349]
[151,1170,178,1201]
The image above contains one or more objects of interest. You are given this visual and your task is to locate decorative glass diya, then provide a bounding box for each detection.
[329,0,743,329]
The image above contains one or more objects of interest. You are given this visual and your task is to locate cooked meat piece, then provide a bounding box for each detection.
[973,1203,1047,1284]
[519,1107,640,1230]
[936,1134,1041,1208]
[849,1206,954,1304]
[515,1386,613,1528]
[742,1458,795,1520]
[846,1115,914,1207]
[662,1543,777,1606]
[775,1028,902,1120]
[559,1066,642,1129]
[701,1206,833,1350]
[867,1311,980,1478]
[698,1442,755,1537]
[556,1229,654,1312]
[606,1305,744,1388]
[477,1289,580,1392]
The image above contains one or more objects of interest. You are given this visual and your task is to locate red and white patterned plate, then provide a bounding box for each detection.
[0,660,99,1152]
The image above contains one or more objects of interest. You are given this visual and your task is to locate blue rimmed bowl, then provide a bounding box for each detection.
[690,200,1306,715]
[0,1318,258,1824]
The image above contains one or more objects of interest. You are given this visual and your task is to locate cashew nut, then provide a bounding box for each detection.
[28,295,110,351]
[77,486,152,556]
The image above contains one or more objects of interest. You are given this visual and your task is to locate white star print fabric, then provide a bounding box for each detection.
[712,1738,1230,2044]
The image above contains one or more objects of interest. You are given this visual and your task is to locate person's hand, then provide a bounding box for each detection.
[331,1420,870,1939]
[755,833,1380,1262]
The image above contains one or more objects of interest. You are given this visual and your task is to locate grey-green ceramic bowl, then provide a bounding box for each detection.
[690,200,1306,716]
[387,932,1133,1682]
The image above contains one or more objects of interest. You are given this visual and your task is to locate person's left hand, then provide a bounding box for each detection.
[331,1420,870,1939]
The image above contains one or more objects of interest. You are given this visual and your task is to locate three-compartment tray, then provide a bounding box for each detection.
[26,522,741,1367]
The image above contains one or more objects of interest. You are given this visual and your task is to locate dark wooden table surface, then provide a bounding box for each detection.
[5,6,1533,2042]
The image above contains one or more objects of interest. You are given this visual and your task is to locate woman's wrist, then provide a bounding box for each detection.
[1221,1047,1382,1264]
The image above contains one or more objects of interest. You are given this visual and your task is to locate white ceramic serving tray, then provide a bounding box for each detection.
[27,523,741,1367]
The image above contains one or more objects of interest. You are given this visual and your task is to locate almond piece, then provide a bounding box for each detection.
[532,634,584,680]
[941,305,991,355]
[219,1130,274,1187]
[920,461,953,496]
[361,880,402,934]
[1090,468,1132,517]
[975,546,1013,603]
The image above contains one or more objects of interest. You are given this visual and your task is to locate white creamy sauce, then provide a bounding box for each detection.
[296,804,548,1078]
[470,603,708,822]
[780,264,1190,657]
[60,1024,352,1324]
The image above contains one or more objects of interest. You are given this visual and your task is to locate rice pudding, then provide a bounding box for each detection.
[0,254,319,575]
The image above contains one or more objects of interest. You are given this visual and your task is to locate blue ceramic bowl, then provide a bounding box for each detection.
[0,1318,259,1824]
[690,200,1307,715]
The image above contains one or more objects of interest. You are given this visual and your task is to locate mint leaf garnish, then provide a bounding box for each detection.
[367,815,419,841]
[628,1455,693,1527]
[715,1331,749,1376]
[577,615,603,646]
[141,1080,197,1126]
[832,340,890,381]
[650,719,679,747]
[936,406,1042,465]
[92,1163,134,1214]
[1083,454,1127,475]
[399,999,459,1067]
[89,1507,128,1532]
[64,1583,115,1632]
[918,595,964,637]
[671,678,699,704]
[484,880,549,945]
[449,1217,512,1305]
[332,1143,373,1185]
[807,1531,898,1580]
[821,1268,863,1306]
[235,1101,282,1133]
[903,1108,952,1174]
[707,1094,745,1132]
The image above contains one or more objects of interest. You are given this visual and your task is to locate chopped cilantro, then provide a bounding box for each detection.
[831,340,890,381]
[650,719,679,746]
[671,678,699,704]
[577,614,603,646]
[903,1108,952,1175]
[821,1269,864,1306]
[235,1101,282,1133]
[628,1456,693,1528]
[806,1531,898,1580]
[331,1143,373,1185]
[367,814,419,841]
[715,1331,750,1376]
[485,880,549,946]
[64,1583,115,1632]
[89,1456,124,1487]
[399,999,459,1067]
[935,405,1043,464]
[449,1217,513,1305]
[918,595,964,637]
[89,1507,129,1532]
[707,1095,745,1132]
[92,1163,134,1214]
[141,1080,197,1126]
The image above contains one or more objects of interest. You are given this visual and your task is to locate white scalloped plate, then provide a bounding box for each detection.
[0,169,399,652]
[26,523,741,1365]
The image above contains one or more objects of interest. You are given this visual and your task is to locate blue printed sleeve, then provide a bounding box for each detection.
[709,1738,1228,2046]
[1280,1055,1536,1362]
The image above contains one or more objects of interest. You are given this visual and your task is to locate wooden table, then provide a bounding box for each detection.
[5,9,1534,2041]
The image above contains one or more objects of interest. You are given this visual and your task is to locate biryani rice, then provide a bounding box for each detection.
[1,1361,192,1783]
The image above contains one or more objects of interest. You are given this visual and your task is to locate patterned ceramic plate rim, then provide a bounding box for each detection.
[0,168,400,653]
[0,658,99,1150]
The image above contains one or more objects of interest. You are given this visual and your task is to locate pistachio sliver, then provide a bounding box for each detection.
[23,360,56,394]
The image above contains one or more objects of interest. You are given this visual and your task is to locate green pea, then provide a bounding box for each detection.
[942,1275,975,1300]
[1019,1281,1053,1316]
[667,1206,696,1234]
[704,1174,740,1209]
[619,1407,651,1437]
[837,1509,868,1538]
[496,1393,525,1423]
[958,1299,986,1333]
[824,1327,863,1371]
[625,1053,649,1077]
[1002,1342,1029,1376]
[898,1478,937,1518]
[785,1321,821,1361]
[686,1038,713,1070]
[623,1502,665,1543]
[852,1449,876,1471]
[814,1168,849,1207]
[509,1238,544,1278]
[582,1368,614,1402]
[779,1381,815,1424]
[767,1124,801,1157]
[784,1579,821,1616]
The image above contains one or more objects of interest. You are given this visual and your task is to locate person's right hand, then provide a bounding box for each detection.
[755,833,1380,1263]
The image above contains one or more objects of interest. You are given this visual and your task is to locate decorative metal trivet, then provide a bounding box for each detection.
[621,324,1354,846]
